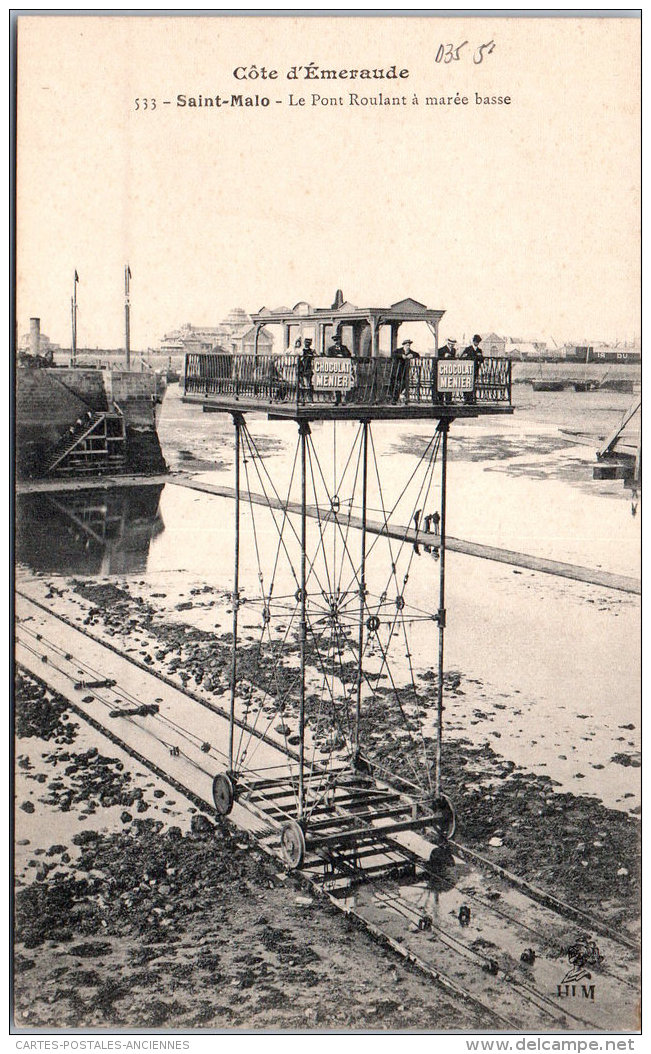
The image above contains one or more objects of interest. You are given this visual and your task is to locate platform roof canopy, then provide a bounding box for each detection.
[251,291,445,357]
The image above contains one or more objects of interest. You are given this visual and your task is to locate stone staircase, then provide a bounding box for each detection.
[44,403,127,476]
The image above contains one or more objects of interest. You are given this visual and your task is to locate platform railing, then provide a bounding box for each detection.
[184,353,511,408]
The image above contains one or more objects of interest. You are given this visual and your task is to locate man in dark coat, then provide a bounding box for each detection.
[461,333,484,363]
[436,338,457,404]
[391,338,420,403]
[438,338,457,359]
[326,332,351,357]
[325,332,352,404]
[299,336,315,399]
[461,334,484,403]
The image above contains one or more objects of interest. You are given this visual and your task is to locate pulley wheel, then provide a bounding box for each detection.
[430,794,456,840]
[279,820,306,870]
[212,773,235,817]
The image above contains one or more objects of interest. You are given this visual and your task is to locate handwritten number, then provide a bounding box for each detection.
[474,40,496,64]
[134,98,156,111]
[435,41,468,64]
[434,39,496,65]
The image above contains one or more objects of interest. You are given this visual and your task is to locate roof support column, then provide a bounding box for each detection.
[390,322,400,354]
[369,317,379,358]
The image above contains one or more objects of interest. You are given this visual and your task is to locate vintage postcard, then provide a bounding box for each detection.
[13,11,641,1038]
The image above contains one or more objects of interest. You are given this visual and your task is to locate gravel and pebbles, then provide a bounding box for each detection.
[14,670,489,1031]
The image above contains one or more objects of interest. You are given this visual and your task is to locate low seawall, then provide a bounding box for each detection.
[16,368,167,477]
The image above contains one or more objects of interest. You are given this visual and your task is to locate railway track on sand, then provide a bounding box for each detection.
[15,589,640,1031]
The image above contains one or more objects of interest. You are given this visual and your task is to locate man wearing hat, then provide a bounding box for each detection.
[436,338,457,404]
[461,334,484,403]
[326,331,351,358]
[325,331,352,405]
[299,336,315,398]
[438,338,457,359]
[390,338,420,403]
[462,334,484,363]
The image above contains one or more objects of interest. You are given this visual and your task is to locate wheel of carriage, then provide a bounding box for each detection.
[430,793,456,840]
[212,773,235,816]
[279,819,306,870]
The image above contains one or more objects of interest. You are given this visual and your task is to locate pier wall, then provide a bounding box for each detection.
[16,368,166,477]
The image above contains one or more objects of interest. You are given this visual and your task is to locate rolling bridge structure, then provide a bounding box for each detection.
[182,295,512,871]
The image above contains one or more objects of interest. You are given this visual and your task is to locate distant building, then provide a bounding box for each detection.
[480,332,507,357]
[506,340,548,360]
[562,342,641,364]
[160,324,226,355]
[17,324,61,358]
[478,333,548,359]
[160,310,273,356]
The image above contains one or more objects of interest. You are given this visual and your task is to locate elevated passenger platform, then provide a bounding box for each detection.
[183,353,513,420]
[182,291,512,420]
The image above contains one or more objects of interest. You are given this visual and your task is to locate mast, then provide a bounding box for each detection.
[71,270,78,364]
[124,264,131,370]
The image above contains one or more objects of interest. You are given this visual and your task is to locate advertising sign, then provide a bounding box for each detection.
[313,358,355,392]
[437,360,475,392]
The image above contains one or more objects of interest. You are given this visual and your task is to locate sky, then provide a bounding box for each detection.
[16,15,640,351]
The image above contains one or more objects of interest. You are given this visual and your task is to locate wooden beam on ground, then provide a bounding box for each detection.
[15,471,640,596]
[173,477,641,596]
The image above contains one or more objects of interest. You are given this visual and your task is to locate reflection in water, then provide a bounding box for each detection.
[16,485,165,576]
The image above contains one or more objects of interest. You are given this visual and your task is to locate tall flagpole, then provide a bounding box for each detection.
[71,270,78,365]
[124,265,131,370]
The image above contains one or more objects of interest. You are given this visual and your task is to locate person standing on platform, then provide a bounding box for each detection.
[326,332,351,357]
[299,336,315,399]
[399,339,420,402]
[436,338,457,404]
[438,338,457,359]
[325,332,352,405]
[461,334,484,403]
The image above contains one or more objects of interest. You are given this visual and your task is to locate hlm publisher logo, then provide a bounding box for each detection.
[557,938,604,1001]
